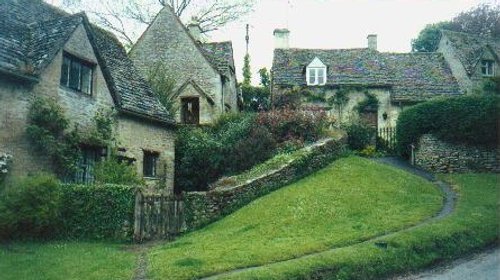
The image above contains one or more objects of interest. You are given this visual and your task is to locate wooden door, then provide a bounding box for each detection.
[181,97,200,125]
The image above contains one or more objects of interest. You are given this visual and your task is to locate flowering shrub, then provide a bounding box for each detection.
[256,108,328,144]
[0,152,12,182]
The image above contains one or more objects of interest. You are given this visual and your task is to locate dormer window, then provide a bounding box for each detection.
[306,57,327,86]
[481,60,495,77]
[60,52,94,95]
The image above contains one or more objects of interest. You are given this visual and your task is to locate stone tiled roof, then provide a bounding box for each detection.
[201,41,235,76]
[272,48,461,102]
[0,0,173,124]
[442,30,500,75]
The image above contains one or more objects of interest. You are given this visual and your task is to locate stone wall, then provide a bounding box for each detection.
[415,134,499,173]
[183,138,347,230]
[115,116,175,192]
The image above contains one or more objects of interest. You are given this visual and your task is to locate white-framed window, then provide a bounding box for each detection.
[481,60,495,77]
[306,57,327,86]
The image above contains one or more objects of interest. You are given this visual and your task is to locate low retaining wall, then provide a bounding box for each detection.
[183,138,347,230]
[415,134,499,173]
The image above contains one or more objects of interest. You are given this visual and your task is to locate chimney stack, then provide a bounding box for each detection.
[187,22,204,43]
[367,34,377,51]
[273,28,290,49]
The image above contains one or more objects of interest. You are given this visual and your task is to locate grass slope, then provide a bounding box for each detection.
[0,242,135,280]
[148,157,442,279]
[218,173,499,279]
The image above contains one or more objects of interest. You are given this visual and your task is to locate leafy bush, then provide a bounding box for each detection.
[175,113,261,192]
[0,152,12,184]
[59,184,136,240]
[396,94,498,157]
[176,110,328,192]
[223,126,277,175]
[0,174,61,239]
[344,122,376,150]
[241,85,270,112]
[356,92,379,113]
[93,157,143,185]
[256,108,327,144]
[358,145,377,157]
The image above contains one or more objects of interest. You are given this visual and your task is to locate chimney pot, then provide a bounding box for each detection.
[187,23,204,43]
[367,34,377,51]
[273,28,290,49]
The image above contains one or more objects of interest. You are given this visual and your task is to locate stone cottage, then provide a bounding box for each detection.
[129,5,240,125]
[0,0,176,191]
[438,30,500,93]
[271,29,461,130]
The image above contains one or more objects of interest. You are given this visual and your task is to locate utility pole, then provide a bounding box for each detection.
[245,24,250,55]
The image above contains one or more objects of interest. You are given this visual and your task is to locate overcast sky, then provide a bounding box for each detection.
[50,0,497,85]
[208,0,496,84]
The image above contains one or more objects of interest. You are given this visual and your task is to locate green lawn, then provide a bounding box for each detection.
[0,242,136,280]
[217,173,499,279]
[148,156,442,279]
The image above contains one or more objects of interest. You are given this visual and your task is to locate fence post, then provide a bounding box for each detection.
[133,189,143,242]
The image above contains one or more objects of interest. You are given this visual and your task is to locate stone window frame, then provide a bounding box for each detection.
[480,60,495,77]
[143,150,160,178]
[306,57,327,86]
[60,51,95,95]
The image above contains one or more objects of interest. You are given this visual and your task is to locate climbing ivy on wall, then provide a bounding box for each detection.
[26,97,115,177]
[356,91,379,113]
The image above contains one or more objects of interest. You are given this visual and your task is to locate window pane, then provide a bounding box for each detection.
[81,65,92,94]
[69,60,81,90]
[308,69,316,84]
[318,68,325,84]
[487,62,493,75]
[143,152,159,177]
[60,56,70,86]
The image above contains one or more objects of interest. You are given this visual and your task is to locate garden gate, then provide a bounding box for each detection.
[377,127,397,152]
[133,190,186,242]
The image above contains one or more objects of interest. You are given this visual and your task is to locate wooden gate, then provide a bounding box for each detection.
[133,190,186,242]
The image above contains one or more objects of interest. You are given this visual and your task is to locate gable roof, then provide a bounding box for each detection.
[130,5,222,77]
[272,48,461,102]
[201,41,236,76]
[174,79,215,105]
[441,30,500,75]
[0,0,173,124]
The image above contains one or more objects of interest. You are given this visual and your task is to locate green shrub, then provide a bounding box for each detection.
[358,145,377,157]
[396,94,498,157]
[223,126,277,175]
[0,174,61,240]
[59,184,136,240]
[176,110,328,192]
[93,157,143,186]
[256,108,327,143]
[344,122,376,150]
[241,85,270,112]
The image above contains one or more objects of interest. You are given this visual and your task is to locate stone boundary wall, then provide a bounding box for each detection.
[415,134,499,173]
[183,138,347,230]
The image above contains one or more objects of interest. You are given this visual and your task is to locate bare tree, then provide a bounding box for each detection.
[57,0,255,46]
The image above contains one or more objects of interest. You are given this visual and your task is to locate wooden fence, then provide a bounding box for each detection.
[377,126,397,152]
[133,190,186,242]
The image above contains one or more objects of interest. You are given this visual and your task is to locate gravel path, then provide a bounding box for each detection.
[200,157,457,280]
[392,247,500,280]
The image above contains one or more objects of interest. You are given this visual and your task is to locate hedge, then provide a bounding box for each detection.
[0,177,137,241]
[59,184,136,241]
[396,94,498,157]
